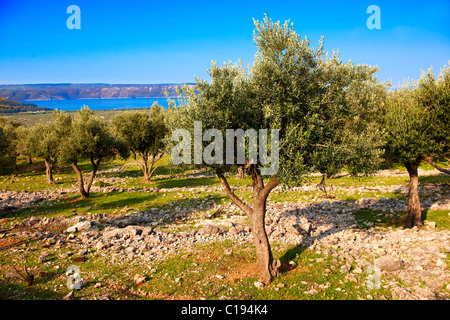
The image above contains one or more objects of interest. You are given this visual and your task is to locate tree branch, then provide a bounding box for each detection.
[149,165,159,177]
[217,173,253,215]
[424,156,450,175]
[86,157,100,193]
[260,176,280,200]
[248,163,264,200]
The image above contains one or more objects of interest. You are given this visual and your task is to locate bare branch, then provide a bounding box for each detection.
[260,176,280,200]
[424,156,450,175]
[217,174,253,215]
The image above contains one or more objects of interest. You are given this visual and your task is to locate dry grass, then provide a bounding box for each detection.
[226,262,259,282]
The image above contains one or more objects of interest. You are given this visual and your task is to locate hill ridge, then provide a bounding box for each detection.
[0,83,195,101]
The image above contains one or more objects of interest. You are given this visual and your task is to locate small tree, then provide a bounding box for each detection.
[311,53,387,191]
[25,110,72,184]
[383,64,450,228]
[112,103,168,182]
[171,16,385,283]
[0,126,9,172]
[0,126,7,154]
[0,118,21,173]
[60,107,129,198]
[14,126,34,170]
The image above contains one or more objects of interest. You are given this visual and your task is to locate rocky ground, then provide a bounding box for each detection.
[2,191,449,300]
[2,166,449,211]
[1,167,449,300]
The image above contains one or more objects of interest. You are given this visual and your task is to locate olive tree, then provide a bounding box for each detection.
[307,52,387,190]
[0,118,21,173]
[0,126,9,172]
[112,103,169,182]
[383,64,450,228]
[170,16,385,283]
[60,107,129,198]
[0,126,7,154]
[25,110,72,184]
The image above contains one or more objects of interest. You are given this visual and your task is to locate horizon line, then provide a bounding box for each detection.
[0,82,197,86]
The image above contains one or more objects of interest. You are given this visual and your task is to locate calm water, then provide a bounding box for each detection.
[21,97,171,111]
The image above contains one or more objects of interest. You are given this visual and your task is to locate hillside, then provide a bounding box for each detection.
[0,98,52,113]
[0,83,194,101]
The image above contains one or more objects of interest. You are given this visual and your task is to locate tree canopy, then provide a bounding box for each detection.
[59,107,129,198]
[170,16,387,283]
[25,110,72,184]
[383,64,450,227]
[112,102,169,182]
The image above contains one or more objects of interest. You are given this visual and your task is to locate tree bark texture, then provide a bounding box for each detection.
[72,160,88,199]
[404,157,423,228]
[85,157,100,194]
[44,159,56,185]
[218,167,280,284]
[137,152,163,182]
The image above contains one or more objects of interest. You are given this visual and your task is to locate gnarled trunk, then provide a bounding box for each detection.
[71,160,88,199]
[137,152,163,183]
[250,196,280,284]
[403,157,423,228]
[71,158,101,198]
[146,158,159,182]
[44,159,56,185]
[218,168,280,284]
[85,157,100,194]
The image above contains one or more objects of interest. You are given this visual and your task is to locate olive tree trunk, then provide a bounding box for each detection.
[218,167,280,284]
[27,155,33,170]
[403,157,423,228]
[72,160,88,198]
[250,195,281,283]
[71,158,101,198]
[136,152,163,182]
[44,159,56,185]
[85,157,100,195]
[12,156,18,174]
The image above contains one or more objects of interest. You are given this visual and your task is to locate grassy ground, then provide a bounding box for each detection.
[0,155,449,300]
[0,238,392,300]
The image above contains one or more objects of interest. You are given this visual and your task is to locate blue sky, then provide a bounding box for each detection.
[0,0,449,87]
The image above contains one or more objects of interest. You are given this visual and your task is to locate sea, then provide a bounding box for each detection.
[20,97,172,111]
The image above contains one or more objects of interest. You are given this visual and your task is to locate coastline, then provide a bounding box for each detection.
[15,97,173,111]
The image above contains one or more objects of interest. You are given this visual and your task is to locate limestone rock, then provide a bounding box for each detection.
[66,221,92,233]
[198,224,221,236]
[374,256,404,272]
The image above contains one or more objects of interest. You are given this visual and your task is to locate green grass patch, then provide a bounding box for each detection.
[423,210,450,230]
[354,208,450,231]
[354,209,405,229]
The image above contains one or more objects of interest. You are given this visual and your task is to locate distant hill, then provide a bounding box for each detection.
[0,98,52,113]
[0,83,195,101]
